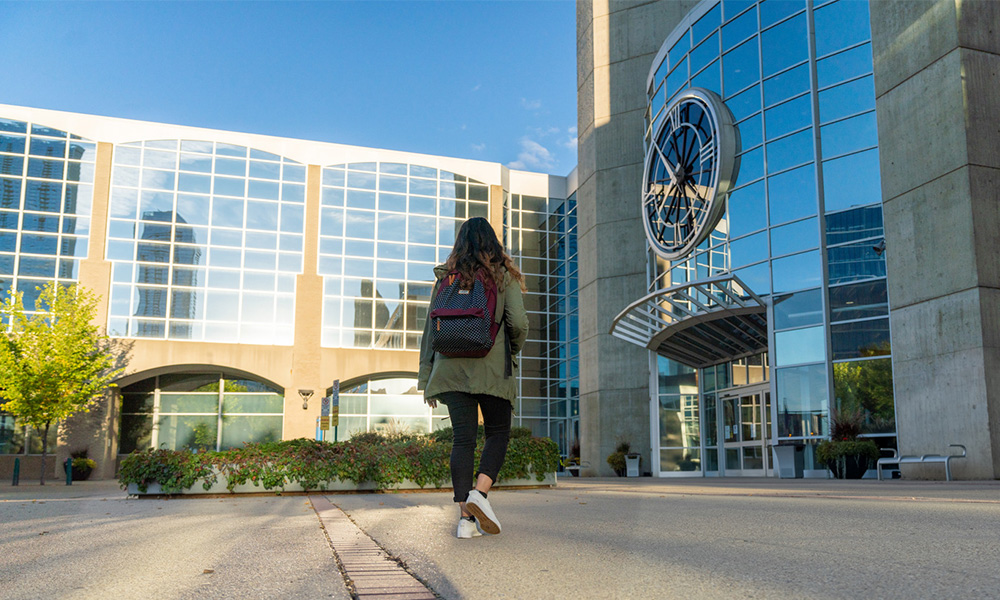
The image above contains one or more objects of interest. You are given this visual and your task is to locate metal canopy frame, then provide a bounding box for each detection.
[610,274,768,369]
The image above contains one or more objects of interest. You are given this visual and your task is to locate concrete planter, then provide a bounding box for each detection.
[126,469,557,496]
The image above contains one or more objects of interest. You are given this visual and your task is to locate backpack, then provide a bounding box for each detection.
[429,270,502,358]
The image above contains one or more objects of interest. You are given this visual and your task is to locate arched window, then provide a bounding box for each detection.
[322,374,446,441]
[119,372,283,453]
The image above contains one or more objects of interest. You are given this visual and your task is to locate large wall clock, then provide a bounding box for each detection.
[642,88,741,260]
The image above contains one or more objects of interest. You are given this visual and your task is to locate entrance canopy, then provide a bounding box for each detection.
[610,274,768,368]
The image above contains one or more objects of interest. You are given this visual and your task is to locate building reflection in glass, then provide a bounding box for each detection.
[106,140,303,344]
[0,118,95,313]
[317,163,489,351]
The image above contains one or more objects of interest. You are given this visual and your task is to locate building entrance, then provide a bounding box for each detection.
[712,384,771,476]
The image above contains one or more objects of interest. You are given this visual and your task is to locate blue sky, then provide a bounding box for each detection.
[1,1,577,174]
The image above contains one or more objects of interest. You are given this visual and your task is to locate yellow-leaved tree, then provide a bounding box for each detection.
[0,282,128,484]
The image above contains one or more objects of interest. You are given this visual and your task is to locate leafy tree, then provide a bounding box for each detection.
[0,282,128,484]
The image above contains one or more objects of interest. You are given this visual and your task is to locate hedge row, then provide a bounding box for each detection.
[118,428,560,494]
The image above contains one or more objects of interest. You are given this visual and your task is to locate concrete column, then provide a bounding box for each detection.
[576,0,699,475]
[872,0,1000,478]
[287,164,325,439]
[64,140,117,478]
[489,184,504,241]
[79,141,113,326]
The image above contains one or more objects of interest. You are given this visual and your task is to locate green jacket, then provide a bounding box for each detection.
[417,265,529,404]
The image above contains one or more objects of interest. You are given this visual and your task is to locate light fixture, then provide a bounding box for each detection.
[298,389,314,410]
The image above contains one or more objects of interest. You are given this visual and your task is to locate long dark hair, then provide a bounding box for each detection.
[444,217,526,292]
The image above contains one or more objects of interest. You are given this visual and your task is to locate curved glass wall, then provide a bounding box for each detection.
[0,118,95,312]
[106,140,305,344]
[118,372,284,453]
[646,0,891,473]
[320,375,447,440]
[317,162,488,349]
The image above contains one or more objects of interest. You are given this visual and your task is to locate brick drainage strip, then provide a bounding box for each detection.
[310,495,438,600]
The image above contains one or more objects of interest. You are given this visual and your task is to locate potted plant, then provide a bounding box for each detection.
[606,441,630,477]
[70,449,96,481]
[817,408,879,479]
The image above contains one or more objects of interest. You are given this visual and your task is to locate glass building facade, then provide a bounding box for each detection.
[0,108,577,464]
[505,192,579,452]
[643,0,891,475]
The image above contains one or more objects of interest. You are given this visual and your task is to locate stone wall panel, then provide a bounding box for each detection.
[875,49,968,201]
[882,168,977,309]
[962,49,1000,171]
[892,347,995,478]
[870,0,958,97]
[957,0,1000,55]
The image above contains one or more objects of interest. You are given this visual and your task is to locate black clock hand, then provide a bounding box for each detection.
[653,140,678,186]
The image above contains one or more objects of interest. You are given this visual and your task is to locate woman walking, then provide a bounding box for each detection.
[418,217,529,539]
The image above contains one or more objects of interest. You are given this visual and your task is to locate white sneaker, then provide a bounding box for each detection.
[466,490,501,535]
[456,517,482,539]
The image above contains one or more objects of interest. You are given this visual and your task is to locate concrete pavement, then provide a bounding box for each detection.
[0,481,347,600]
[2,477,999,599]
[332,478,1000,599]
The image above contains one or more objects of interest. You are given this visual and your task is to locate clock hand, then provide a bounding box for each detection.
[653,141,677,186]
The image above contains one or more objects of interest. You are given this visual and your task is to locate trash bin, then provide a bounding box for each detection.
[625,454,641,477]
[772,444,804,478]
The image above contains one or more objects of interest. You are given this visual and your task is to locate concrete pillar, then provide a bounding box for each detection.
[287,164,325,439]
[576,0,699,476]
[871,0,1000,478]
[489,184,504,242]
[65,140,117,479]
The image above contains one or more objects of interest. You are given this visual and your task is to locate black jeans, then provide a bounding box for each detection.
[440,391,512,503]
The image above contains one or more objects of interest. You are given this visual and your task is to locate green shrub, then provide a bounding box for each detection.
[118,431,559,494]
[816,439,879,463]
[428,425,531,442]
[494,435,560,482]
[429,426,454,444]
[71,457,97,470]
[510,426,532,439]
[606,451,626,472]
[117,448,218,493]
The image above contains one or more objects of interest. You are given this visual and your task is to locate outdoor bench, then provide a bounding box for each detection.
[876,444,966,481]
[561,460,591,477]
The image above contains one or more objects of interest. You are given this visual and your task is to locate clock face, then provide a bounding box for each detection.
[643,88,740,260]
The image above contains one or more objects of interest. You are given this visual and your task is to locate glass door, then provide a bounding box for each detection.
[719,386,770,476]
